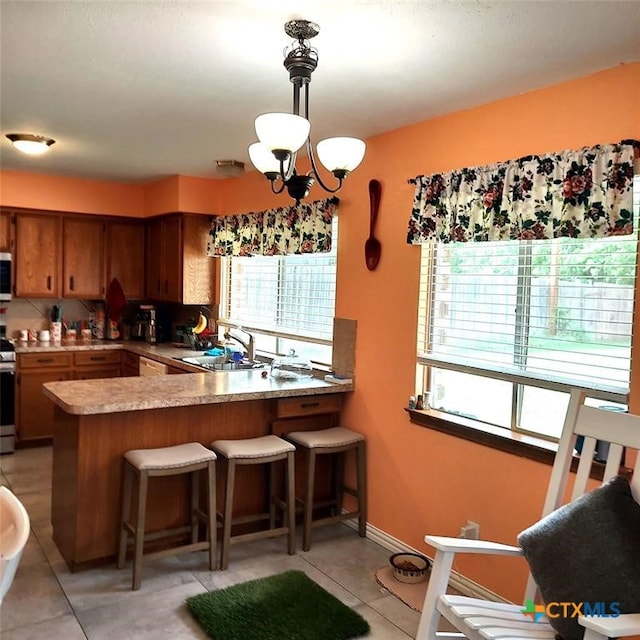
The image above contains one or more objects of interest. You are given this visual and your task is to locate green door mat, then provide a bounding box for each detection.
[186,569,370,639]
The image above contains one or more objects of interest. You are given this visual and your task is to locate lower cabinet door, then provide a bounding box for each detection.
[17,370,72,441]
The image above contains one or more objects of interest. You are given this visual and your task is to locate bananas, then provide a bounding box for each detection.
[193,313,208,335]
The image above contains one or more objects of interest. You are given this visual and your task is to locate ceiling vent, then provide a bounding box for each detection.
[215,160,245,178]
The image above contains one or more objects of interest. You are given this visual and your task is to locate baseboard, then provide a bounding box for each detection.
[342,518,510,604]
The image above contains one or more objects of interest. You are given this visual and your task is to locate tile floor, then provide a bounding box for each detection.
[1,445,424,639]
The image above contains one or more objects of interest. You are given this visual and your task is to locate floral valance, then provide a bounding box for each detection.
[407,140,638,244]
[207,197,338,257]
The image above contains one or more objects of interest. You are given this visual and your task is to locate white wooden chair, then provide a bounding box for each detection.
[0,486,30,604]
[416,389,640,640]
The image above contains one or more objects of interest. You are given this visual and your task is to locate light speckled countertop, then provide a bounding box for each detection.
[15,339,196,362]
[43,369,350,415]
[32,340,351,415]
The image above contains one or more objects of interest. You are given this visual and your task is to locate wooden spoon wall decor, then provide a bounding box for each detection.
[365,179,382,271]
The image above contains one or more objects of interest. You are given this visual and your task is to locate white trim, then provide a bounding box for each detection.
[418,354,628,403]
[342,518,511,605]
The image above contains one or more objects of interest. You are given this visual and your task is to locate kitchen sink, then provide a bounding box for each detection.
[177,355,267,372]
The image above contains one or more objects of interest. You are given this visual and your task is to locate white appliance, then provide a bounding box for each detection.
[139,357,168,376]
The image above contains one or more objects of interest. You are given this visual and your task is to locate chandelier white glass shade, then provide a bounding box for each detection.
[254,114,310,154]
[248,20,366,204]
[316,137,366,173]
[6,133,55,155]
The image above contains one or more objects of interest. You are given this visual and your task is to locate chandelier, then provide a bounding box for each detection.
[248,20,366,204]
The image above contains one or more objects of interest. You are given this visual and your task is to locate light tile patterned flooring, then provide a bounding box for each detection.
[1,446,422,639]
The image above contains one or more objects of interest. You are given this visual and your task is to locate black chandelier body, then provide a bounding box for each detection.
[248,20,366,204]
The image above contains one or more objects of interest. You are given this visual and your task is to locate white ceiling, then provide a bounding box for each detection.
[1,0,639,184]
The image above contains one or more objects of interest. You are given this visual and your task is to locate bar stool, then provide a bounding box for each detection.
[210,435,295,570]
[117,442,217,590]
[286,427,367,551]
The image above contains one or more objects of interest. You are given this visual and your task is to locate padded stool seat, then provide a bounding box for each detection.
[213,435,295,459]
[211,435,296,570]
[117,442,217,590]
[286,426,367,551]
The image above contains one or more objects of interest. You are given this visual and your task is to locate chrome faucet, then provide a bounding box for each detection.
[223,326,255,361]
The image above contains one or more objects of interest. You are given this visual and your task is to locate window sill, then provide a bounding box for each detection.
[406,407,624,481]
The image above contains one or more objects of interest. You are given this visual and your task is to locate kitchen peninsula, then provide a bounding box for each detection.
[43,369,352,570]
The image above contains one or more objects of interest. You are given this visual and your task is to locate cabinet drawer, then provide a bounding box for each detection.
[276,394,342,418]
[74,351,121,367]
[19,353,73,369]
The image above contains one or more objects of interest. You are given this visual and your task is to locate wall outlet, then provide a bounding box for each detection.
[459,520,480,539]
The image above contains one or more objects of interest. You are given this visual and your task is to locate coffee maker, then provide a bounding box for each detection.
[132,305,157,343]
[146,307,157,344]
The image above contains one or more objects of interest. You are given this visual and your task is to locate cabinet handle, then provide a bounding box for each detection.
[164,279,168,294]
[89,355,106,361]
[300,402,320,409]
[69,275,74,291]
[47,275,52,290]
[37,357,55,363]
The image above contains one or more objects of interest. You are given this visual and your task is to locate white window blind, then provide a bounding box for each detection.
[219,217,337,358]
[418,176,640,407]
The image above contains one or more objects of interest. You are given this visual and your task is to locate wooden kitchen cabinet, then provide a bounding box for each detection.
[121,351,140,377]
[63,216,105,298]
[73,350,121,380]
[145,213,214,304]
[14,211,62,297]
[271,394,343,506]
[0,208,11,252]
[16,350,123,441]
[106,220,145,300]
[17,352,72,441]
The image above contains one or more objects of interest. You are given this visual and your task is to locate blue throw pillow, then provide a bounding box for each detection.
[518,475,640,640]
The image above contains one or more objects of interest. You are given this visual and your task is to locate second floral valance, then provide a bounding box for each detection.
[207,197,338,257]
[407,140,638,244]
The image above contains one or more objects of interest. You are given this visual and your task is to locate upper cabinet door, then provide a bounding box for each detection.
[63,217,105,298]
[182,214,215,305]
[106,220,145,300]
[161,215,182,303]
[0,208,11,252]
[145,218,164,300]
[14,212,62,297]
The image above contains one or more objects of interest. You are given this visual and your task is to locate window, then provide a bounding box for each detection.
[416,176,639,440]
[218,217,338,365]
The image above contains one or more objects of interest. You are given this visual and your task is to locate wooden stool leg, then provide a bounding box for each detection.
[302,448,316,552]
[333,451,345,516]
[206,459,217,571]
[132,469,148,591]
[117,460,133,569]
[220,459,236,571]
[356,440,367,538]
[190,470,199,545]
[285,451,296,555]
[268,460,276,529]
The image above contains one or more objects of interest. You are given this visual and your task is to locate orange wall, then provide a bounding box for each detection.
[225,62,640,601]
[0,170,145,216]
[1,62,639,600]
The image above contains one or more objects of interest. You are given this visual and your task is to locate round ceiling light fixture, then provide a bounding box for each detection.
[6,133,56,155]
